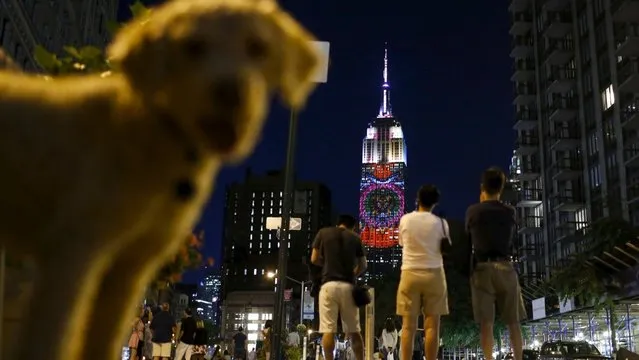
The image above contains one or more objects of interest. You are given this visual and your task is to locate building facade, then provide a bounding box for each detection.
[0,0,118,71]
[221,169,332,325]
[220,291,274,350]
[196,269,223,325]
[509,0,639,337]
[359,46,407,279]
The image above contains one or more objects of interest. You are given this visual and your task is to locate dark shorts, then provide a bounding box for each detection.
[235,348,247,359]
[470,262,527,323]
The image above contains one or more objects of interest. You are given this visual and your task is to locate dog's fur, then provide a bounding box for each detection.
[0,0,319,359]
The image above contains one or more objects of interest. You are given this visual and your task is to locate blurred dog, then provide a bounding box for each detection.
[0,0,319,359]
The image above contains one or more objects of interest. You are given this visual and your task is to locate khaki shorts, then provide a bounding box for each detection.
[396,268,449,316]
[319,281,361,333]
[471,262,527,323]
[152,342,172,357]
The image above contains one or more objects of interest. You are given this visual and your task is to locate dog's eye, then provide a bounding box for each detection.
[246,37,268,59]
[184,39,207,59]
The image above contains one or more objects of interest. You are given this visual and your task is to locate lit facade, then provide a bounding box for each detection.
[221,291,274,351]
[359,46,407,278]
[197,270,222,325]
[0,0,118,71]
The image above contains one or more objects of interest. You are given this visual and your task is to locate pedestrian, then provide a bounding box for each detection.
[465,167,526,360]
[128,308,145,360]
[233,327,248,360]
[310,214,367,360]
[190,319,209,360]
[150,303,176,360]
[174,308,197,360]
[379,319,398,360]
[396,185,449,360]
[262,321,273,360]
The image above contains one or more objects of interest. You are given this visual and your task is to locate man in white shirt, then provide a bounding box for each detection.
[287,328,300,347]
[396,185,449,360]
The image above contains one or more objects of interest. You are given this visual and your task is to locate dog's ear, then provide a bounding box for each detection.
[107,22,166,93]
[276,13,320,109]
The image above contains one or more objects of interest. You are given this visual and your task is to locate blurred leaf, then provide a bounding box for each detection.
[79,46,103,61]
[63,46,82,60]
[106,21,121,36]
[33,45,61,72]
[130,0,151,19]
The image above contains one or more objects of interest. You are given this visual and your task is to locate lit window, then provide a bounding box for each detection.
[248,313,259,321]
[602,84,615,110]
[253,268,257,275]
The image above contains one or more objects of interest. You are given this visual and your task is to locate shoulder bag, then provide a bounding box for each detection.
[439,217,452,257]
[337,229,371,307]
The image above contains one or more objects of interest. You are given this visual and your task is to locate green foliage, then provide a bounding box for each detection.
[296,324,307,334]
[284,345,302,360]
[33,0,150,74]
[153,232,212,288]
[543,217,639,310]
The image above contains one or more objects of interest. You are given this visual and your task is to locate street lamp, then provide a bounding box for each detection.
[266,271,306,327]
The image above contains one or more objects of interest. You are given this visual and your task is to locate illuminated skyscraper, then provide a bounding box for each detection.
[359,45,407,279]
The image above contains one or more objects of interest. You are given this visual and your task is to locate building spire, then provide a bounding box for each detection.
[377,43,393,118]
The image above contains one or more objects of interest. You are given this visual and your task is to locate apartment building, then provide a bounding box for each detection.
[509,0,639,299]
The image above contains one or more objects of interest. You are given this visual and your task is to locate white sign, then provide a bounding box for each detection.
[532,297,546,320]
[559,296,574,313]
[266,217,302,231]
[302,291,314,320]
[309,41,330,83]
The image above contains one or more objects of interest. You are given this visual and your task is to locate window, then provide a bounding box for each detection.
[602,84,615,110]
[590,164,601,188]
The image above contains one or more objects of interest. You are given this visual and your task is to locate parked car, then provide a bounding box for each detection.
[538,341,610,360]
[504,349,538,360]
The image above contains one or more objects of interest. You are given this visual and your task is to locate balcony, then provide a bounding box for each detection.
[515,135,539,156]
[625,145,639,167]
[616,33,639,57]
[547,98,577,122]
[513,84,536,106]
[515,161,541,181]
[511,59,535,82]
[544,39,574,66]
[545,67,576,93]
[542,12,573,39]
[621,100,639,129]
[611,0,639,23]
[618,60,639,93]
[509,0,531,12]
[542,0,569,11]
[548,126,580,151]
[553,221,583,244]
[550,190,584,212]
[549,157,582,181]
[517,188,543,207]
[510,12,533,36]
[518,216,543,234]
[511,36,534,58]
[513,110,538,130]
[627,180,639,204]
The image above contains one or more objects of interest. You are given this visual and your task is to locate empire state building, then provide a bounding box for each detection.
[358,45,407,279]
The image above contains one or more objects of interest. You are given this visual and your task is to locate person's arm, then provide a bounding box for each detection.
[398,216,406,247]
[354,237,367,275]
[310,230,323,266]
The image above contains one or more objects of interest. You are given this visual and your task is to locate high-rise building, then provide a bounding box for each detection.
[196,269,223,325]
[359,46,407,279]
[221,169,332,327]
[508,0,639,307]
[0,0,118,70]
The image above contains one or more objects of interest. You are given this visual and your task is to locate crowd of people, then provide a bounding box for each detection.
[310,167,525,360]
[127,303,209,360]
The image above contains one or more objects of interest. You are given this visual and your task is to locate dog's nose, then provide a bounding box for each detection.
[212,78,242,108]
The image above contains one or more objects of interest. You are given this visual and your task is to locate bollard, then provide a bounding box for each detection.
[303,335,308,360]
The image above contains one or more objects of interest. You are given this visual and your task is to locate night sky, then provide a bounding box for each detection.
[120,0,515,279]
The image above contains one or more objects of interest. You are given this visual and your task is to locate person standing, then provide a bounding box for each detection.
[191,319,209,360]
[174,308,197,360]
[150,303,176,360]
[233,327,248,360]
[396,185,450,360]
[310,214,367,360]
[465,167,526,360]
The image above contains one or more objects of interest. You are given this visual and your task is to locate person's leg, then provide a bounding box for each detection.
[401,316,418,360]
[186,344,194,360]
[338,283,363,360]
[396,271,421,360]
[422,268,448,360]
[175,341,187,360]
[153,342,161,360]
[493,262,526,360]
[163,342,173,360]
[319,282,340,360]
[471,264,497,360]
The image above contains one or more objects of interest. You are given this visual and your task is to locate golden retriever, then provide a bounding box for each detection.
[0,0,319,359]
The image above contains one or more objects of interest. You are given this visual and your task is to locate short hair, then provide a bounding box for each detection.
[417,184,440,208]
[337,214,357,229]
[238,326,244,332]
[481,167,506,195]
[184,308,192,316]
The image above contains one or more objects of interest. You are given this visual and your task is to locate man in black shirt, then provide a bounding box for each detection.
[150,303,176,360]
[233,327,248,360]
[174,308,197,360]
[311,215,367,360]
[465,167,525,360]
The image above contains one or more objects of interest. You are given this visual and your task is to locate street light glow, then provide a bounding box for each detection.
[266,271,276,279]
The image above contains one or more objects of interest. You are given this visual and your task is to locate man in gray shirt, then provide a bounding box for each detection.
[465,167,526,360]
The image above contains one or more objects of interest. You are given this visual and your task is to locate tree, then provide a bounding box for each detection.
[152,231,214,289]
[543,217,639,310]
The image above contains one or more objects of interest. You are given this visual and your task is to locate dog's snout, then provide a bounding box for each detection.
[212,77,242,107]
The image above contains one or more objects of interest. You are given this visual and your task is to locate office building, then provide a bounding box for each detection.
[220,291,274,349]
[0,0,118,70]
[221,169,332,327]
[509,0,639,307]
[196,269,223,325]
[359,45,407,279]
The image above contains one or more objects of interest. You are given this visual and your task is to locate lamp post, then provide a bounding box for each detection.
[267,271,306,327]
[270,40,329,360]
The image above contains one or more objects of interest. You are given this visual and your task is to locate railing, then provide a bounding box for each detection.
[546,97,577,113]
[518,188,544,202]
[624,145,639,160]
[515,83,536,96]
[544,38,574,57]
[512,35,533,48]
[515,135,539,147]
[549,157,582,172]
[512,11,534,23]
[618,59,639,84]
[550,189,583,207]
[520,161,541,173]
[546,66,576,83]
[515,109,537,122]
[514,59,535,71]
[519,216,544,228]
[541,11,573,29]
[548,124,580,140]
